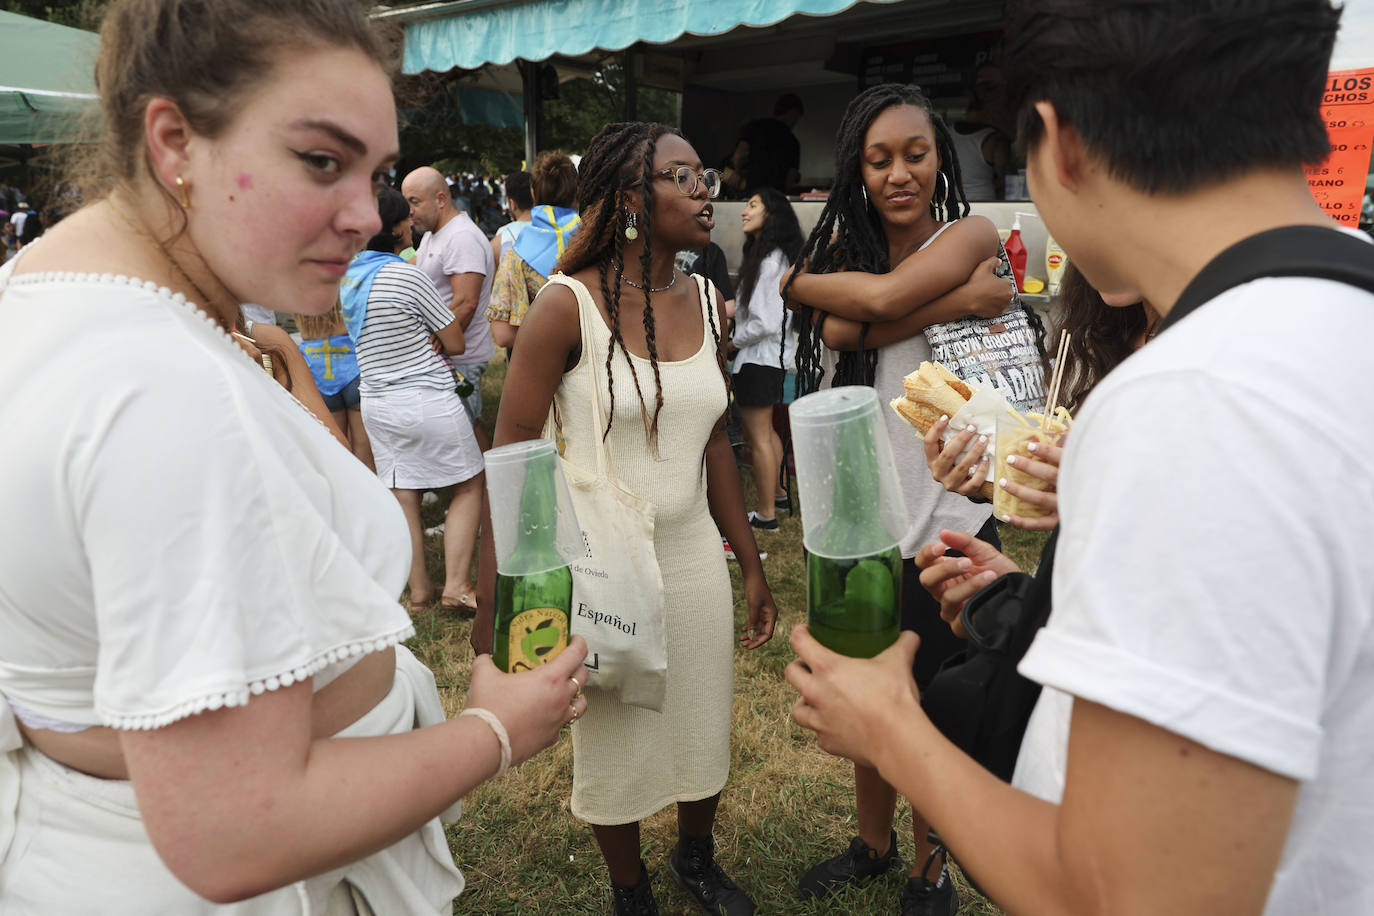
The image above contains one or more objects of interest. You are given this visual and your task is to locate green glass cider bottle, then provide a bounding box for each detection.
[806,407,902,658]
[493,449,572,673]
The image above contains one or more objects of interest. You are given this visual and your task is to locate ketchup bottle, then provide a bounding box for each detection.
[1005,212,1029,292]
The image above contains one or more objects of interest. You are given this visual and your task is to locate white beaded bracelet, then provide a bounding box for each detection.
[459,707,511,777]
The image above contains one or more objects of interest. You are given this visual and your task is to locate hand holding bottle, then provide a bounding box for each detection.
[465,635,591,769]
[786,626,922,769]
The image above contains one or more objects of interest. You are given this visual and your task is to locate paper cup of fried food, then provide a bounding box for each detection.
[993,329,1080,522]
[994,407,1070,521]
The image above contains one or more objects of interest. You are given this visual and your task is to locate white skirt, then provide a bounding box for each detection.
[361,386,484,490]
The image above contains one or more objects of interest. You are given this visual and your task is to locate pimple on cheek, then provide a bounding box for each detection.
[236,172,254,190]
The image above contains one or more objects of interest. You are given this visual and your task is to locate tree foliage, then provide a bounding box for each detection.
[1,0,109,30]
[6,2,682,181]
[399,58,681,178]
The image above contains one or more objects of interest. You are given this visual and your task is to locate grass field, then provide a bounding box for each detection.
[410,353,1045,914]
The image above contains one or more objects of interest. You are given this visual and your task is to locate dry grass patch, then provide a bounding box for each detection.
[407,356,1031,913]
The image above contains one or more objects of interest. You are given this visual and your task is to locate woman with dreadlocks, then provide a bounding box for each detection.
[786,83,1044,916]
[476,122,778,916]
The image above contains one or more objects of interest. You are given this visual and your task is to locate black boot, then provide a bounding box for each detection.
[611,861,659,916]
[667,833,755,916]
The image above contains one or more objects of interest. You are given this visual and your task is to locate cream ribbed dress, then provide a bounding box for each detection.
[547,273,735,825]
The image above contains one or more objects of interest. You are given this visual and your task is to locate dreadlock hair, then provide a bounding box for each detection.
[786,83,972,396]
[555,122,730,448]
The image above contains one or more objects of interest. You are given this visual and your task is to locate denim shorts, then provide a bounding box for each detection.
[320,374,361,412]
[453,360,487,423]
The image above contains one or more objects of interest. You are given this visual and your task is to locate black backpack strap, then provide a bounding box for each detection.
[1161,225,1374,335]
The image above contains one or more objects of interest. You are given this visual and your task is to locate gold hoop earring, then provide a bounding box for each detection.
[176,176,190,210]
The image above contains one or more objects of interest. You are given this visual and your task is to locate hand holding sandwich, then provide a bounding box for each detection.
[924,416,990,500]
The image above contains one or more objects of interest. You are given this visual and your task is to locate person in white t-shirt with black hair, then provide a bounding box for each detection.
[786,2,1374,915]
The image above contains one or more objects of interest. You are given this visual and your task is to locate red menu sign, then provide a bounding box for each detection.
[1306,67,1374,226]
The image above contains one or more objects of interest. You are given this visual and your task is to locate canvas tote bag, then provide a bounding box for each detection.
[541,274,669,711]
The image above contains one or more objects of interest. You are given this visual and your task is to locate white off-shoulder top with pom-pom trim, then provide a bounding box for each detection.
[0,259,415,734]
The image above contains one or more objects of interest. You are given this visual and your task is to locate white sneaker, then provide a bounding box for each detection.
[723,538,765,561]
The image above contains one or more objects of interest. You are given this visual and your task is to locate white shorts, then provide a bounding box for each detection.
[362,386,484,490]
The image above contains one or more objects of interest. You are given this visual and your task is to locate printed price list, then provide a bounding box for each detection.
[1306,67,1374,226]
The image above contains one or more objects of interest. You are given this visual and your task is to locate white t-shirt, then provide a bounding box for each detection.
[1015,272,1374,915]
[732,248,798,372]
[495,219,529,261]
[414,211,494,366]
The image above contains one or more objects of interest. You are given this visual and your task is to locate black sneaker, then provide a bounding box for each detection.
[612,861,659,916]
[668,834,755,915]
[774,492,792,512]
[797,830,902,900]
[899,871,957,916]
[747,511,779,531]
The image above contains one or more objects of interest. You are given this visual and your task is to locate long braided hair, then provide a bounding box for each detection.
[785,83,972,395]
[556,122,730,449]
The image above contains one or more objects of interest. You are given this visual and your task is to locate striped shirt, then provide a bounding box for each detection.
[356,262,457,394]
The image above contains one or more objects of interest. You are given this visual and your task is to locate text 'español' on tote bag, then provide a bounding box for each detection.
[543,274,669,712]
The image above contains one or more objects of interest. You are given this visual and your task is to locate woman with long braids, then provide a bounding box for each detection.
[785,83,1044,916]
[731,187,804,530]
[478,122,778,916]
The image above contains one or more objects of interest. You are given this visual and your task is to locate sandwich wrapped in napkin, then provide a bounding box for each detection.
[890,361,995,500]
[890,361,974,436]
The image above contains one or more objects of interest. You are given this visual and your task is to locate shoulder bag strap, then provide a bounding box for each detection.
[1160,225,1374,335]
[542,273,617,482]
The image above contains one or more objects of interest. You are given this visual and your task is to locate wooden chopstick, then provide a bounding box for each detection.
[1042,329,1071,425]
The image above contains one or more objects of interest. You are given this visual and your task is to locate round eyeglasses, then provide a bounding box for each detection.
[653,166,722,199]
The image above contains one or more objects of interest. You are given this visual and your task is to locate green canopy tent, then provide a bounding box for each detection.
[0,9,100,146]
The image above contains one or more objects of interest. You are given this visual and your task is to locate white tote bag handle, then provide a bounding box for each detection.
[539,274,669,711]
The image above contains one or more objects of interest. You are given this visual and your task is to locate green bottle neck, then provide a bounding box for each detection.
[828,417,891,554]
[508,457,565,570]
